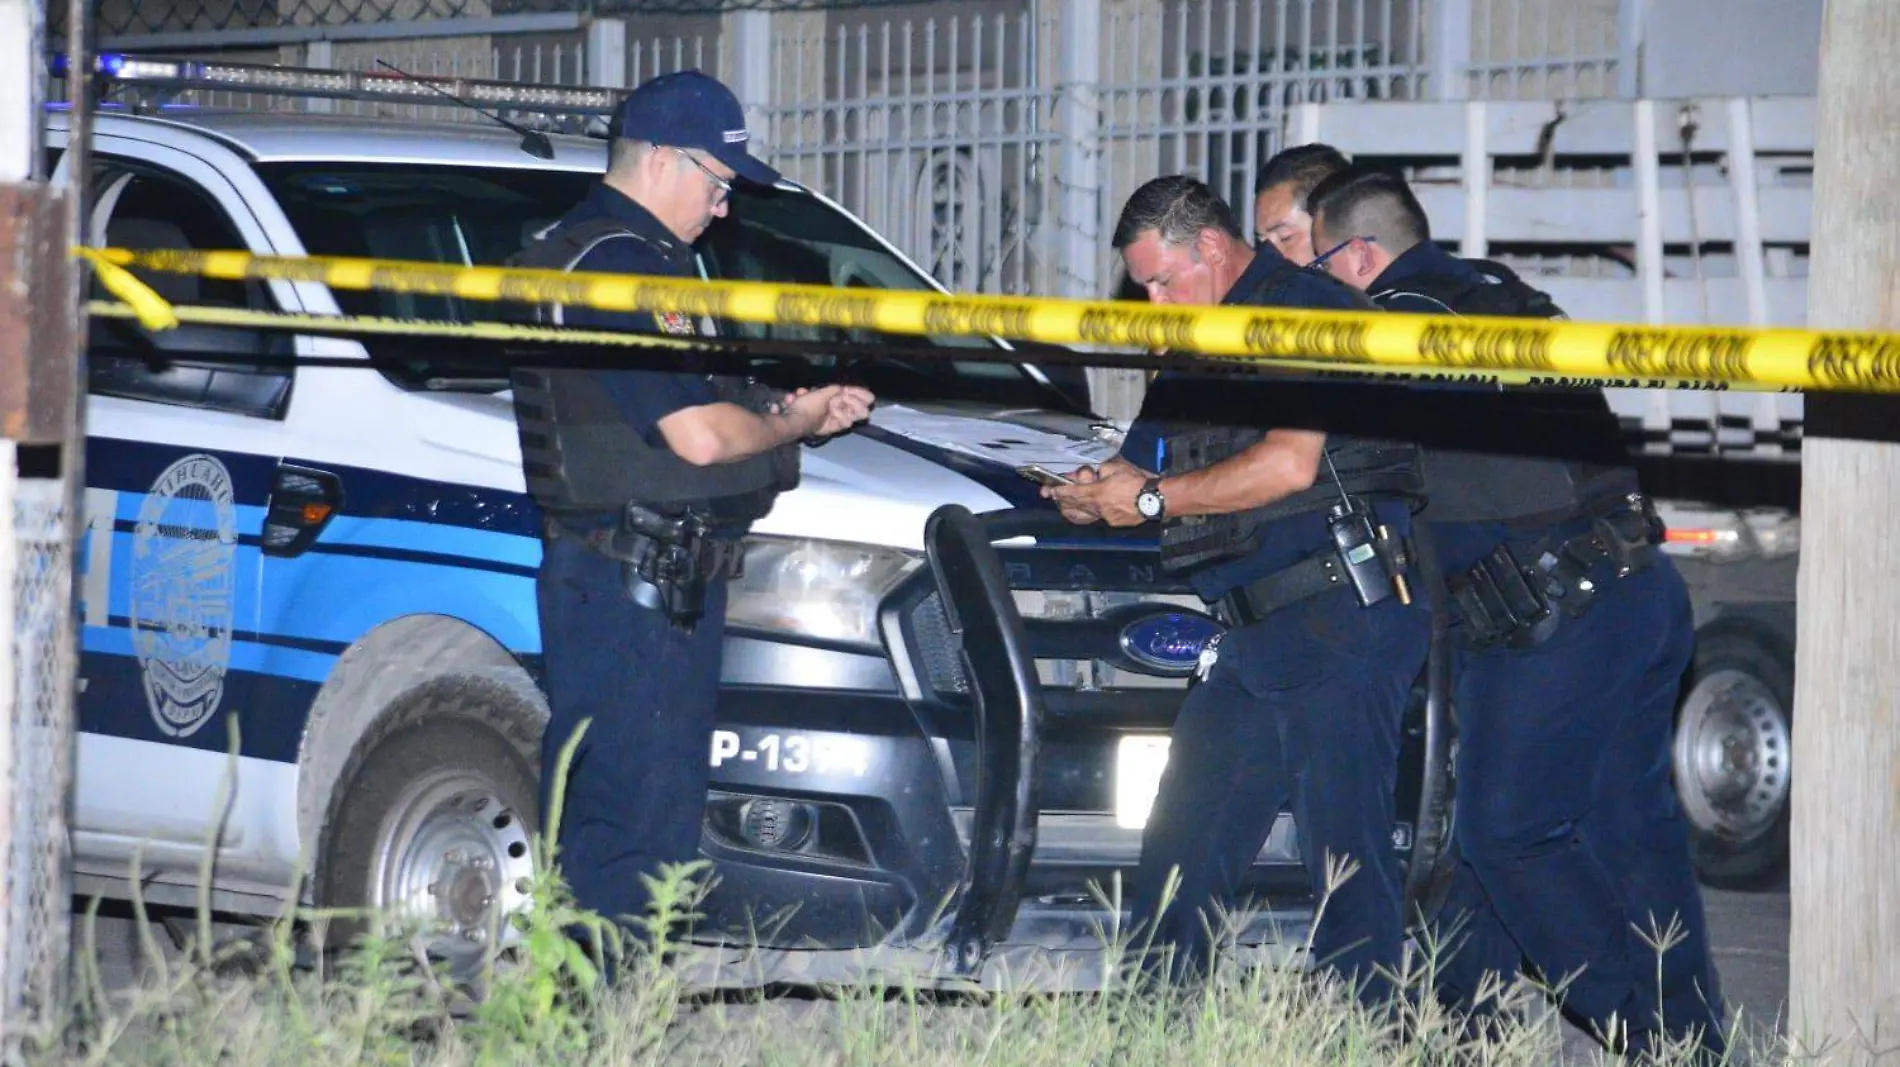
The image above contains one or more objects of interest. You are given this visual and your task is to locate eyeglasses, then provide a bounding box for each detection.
[672,147,732,203]
[1308,235,1374,272]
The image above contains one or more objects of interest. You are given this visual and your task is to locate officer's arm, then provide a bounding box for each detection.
[656,404,808,466]
[1152,429,1323,516]
[658,386,873,466]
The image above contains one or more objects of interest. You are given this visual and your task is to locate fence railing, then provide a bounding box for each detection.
[69,0,1649,303]
[4,474,73,1045]
[1464,0,1621,100]
[1295,93,1813,458]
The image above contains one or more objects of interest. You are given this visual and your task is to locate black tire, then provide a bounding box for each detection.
[316,672,544,980]
[1672,625,1794,890]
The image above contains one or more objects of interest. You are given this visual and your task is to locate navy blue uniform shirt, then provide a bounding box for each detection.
[1364,241,1483,315]
[1359,241,1636,564]
[551,182,721,447]
[1116,244,1413,599]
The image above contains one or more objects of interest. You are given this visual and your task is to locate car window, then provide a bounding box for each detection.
[88,161,292,419]
[695,185,1068,406]
[256,162,1080,410]
[261,163,592,391]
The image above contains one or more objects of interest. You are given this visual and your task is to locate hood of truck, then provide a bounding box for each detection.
[411,393,1121,551]
[759,402,1123,551]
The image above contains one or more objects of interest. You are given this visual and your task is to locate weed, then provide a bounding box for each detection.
[16,722,1814,1067]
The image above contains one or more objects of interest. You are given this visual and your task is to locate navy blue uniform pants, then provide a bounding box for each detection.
[1129,587,1430,1004]
[536,535,727,929]
[1429,540,1724,1051]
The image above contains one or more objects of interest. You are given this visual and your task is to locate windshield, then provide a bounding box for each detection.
[258,162,1083,410]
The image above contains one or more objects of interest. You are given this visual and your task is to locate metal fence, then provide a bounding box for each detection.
[1465,0,1620,100]
[73,0,981,41]
[765,3,1062,297]
[68,0,1641,302]
[4,476,73,1044]
[1098,0,1427,290]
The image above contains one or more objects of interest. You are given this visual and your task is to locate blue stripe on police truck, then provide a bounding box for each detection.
[286,459,542,538]
[255,551,538,651]
[78,657,319,764]
[81,438,545,765]
[318,514,542,570]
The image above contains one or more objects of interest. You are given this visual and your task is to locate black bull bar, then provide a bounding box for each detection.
[922,504,1458,976]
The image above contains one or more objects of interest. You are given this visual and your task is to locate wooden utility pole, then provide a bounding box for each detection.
[1790,0,1900,1057]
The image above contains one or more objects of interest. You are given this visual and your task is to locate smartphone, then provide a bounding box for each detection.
[1016,464,1076,487]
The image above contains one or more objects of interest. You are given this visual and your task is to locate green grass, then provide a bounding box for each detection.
[17,855,1813,1067]
[12,723,1822,1067]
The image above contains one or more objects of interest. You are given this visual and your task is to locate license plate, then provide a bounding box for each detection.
[1114,734,1173,830]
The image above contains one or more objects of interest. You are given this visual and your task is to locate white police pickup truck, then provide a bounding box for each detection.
[51,87,1453,982]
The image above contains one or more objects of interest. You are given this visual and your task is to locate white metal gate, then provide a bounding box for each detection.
[83,0,1654,303]
[1097,0,1428,292]
[764,3,1061,297]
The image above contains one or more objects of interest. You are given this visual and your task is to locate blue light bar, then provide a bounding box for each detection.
[54,53,622,116]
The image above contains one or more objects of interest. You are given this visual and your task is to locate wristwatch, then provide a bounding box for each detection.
[1134,477,1167,521]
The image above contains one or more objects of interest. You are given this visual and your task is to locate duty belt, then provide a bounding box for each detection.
[545,509,746,580]
[1448,492,1665,650]
[545,504,746,630]
[1219,550,1358,627]
[1218,520,1415,626]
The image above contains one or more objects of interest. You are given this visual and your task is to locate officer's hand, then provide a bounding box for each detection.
[1059,464,1148,527]
[1044,482,1101,525]
[1033,465,1093,525]
[815,385,875,437]
[784,385,842,437]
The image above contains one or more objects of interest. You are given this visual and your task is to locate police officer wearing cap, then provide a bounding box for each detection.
[511,70,875,932]
[1307,166,1726,1058]
[1047,175,1431,1005]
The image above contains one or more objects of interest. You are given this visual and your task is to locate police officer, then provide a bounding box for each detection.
[1251,142,1351,265]
[1307,166,1727,1057]
[1046,175,1431,1006]
[511,70,875,933]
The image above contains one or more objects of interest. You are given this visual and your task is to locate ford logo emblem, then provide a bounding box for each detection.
[1118,611,1225,676]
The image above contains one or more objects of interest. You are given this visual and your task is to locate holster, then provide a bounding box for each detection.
[1449,493,1664,650]
[549,503,746,631]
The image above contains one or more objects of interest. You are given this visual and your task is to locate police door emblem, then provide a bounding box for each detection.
[657,311,697,336]
[130,454,237,738]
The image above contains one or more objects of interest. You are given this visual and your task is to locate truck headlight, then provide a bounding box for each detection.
[726,537,923,649]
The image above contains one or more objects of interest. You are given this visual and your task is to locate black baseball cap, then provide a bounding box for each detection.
[609,69,781,187]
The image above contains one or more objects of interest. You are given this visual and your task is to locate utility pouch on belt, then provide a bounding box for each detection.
[1449,493,1664,650]
[1220,494,1413,625]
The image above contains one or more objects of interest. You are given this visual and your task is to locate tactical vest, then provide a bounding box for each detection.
[1374,259,1637,526]
[1155,255,1422,574]
[506,217,798,525]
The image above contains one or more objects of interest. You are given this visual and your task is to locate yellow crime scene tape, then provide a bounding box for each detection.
[87,246,1900,393]
[84,299,704,352]
[88,297,1795,395]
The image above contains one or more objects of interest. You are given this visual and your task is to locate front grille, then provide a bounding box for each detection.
[1016,589,1205,691]
[909,592,970,695]
[904,585,1208,698]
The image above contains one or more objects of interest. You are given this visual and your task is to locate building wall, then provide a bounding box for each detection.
[1638,0,1820,98]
